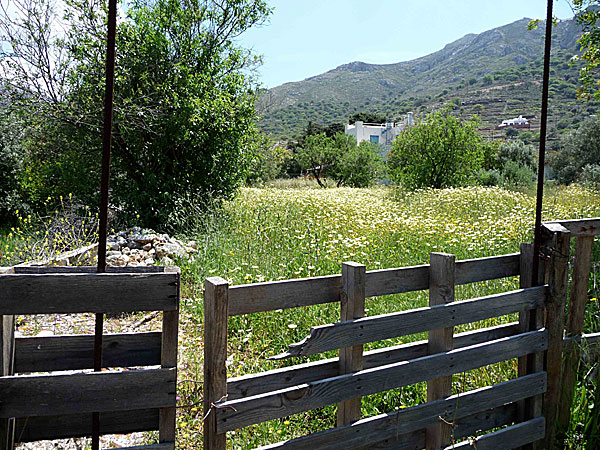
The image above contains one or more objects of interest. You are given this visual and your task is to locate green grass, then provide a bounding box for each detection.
[173,184,600,449]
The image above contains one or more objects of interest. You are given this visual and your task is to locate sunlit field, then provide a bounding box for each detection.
[175,185,600,449]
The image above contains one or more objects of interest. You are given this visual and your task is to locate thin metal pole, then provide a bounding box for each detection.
[532,0,554,287]
[93,0,118,447]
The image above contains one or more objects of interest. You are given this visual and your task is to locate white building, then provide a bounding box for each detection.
[499,115,529,127]
[345,112,414,146]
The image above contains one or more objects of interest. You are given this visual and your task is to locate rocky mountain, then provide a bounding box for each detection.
[259,15,597,140]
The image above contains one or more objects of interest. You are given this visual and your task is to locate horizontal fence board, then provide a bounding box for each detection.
[455,253,520,285]
[13,266,167,274]
[216,329,547,432]
[228,322,520,400]
[256,372,545,450]
[227,254,523,315]
[361,402,517,450]
[14,408,158,442]
[0,272,178,314]
[0,367,176,418]
[14,332,162,373]
[277,287,546,358]
[544,218,600,236]
[361,430,424,450]
[364,265,429,297]
[453,402,518,440]
[228,275,341,316]
[443,417,545,450]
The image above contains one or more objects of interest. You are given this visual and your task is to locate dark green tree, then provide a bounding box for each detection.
[387,110,485,188]
[552,117,600,184]
[0,0,270,228]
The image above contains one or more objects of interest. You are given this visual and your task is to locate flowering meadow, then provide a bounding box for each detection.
[174,185,600,449]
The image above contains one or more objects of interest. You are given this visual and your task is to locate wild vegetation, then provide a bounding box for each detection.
[173,185,600,449]
[0,0,271,229]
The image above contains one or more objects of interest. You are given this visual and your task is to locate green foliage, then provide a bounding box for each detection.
[477,169,501,186]
[500,160,536,187]
[246,133,292,184]
[505,127,520,138]
[579,164,600,188]
[330,137,384,188]
[0,110,25,223]
[572,1,600,100]
[295,133,383,188]
[387,110,485,189]
[552,117,600,184]
[497,140,537,171]
[0,0,270,229]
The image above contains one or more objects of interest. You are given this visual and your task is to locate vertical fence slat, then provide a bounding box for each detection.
[517,243,545,432]
[159,267,180,443]
[557,235,594,439]
[159,309,179,442]
[337,262,366,426]
[426,252,455,450]
[204,277,229,450]
[0,314,15,450]
[543,226,571,449]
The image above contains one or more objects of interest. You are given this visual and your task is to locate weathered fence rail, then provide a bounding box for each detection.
[0,265,180,449]
[204,218,599,450]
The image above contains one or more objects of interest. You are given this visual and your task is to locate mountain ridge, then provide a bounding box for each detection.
[258,15,597,139]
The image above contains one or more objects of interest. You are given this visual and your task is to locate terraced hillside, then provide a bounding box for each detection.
[258,16,599,140]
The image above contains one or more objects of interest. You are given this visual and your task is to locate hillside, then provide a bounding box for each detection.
[258,15,599,141]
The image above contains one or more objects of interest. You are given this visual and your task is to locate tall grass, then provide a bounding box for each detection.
[172,185,600,449]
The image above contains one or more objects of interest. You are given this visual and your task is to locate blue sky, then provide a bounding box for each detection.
[237,0,576,88]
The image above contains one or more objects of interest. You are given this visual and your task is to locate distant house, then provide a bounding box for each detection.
[345,112,414,146]
[496,115,530,129]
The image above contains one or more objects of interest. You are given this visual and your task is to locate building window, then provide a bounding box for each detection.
[370,135,379,144]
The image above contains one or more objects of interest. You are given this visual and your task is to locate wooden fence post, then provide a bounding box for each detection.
[517,243,545,429]
[159,266,180,443]
[543,224,571,449]
[426,252,455,450]
[204,277,229,450]
[0,313,15,450]
[337,262,366,426]
[557,235,594,439]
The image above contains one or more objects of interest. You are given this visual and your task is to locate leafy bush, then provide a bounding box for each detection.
[579,164,600,189]
[500,160,536,187]
[497,140,537,172]
[552,117,600,184]
[387,110,485,189]
[477,169,501,186]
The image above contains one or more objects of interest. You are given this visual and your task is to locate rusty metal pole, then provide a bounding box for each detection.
[93,0,118,447]
[532,0,554,287]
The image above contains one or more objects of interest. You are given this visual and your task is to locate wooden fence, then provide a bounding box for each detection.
[0,265,180,450]
[204,218,600,450]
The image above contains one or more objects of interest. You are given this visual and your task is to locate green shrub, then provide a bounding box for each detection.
[552,117,600,184]
[387,110,485,189]
[579,164,600,189]
[477,169,501,186]
[501,160,536,187]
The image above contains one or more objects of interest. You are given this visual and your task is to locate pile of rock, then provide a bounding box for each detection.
[106,227,197,267]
